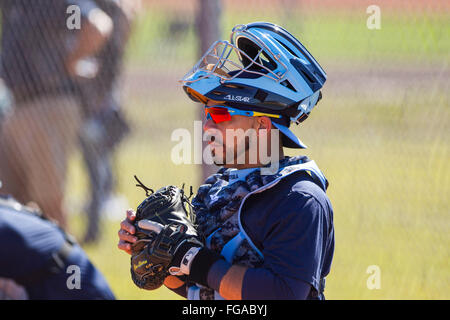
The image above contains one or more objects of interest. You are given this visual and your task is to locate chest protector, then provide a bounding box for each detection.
[187,156,328,300]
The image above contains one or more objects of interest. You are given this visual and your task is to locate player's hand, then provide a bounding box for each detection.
[117,209,138,255]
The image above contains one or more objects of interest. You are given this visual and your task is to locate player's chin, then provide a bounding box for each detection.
[212,146,244,167]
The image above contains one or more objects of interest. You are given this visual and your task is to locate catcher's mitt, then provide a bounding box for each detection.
[130,177,202,290]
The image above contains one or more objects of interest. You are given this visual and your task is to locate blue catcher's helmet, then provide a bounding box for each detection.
[180,22,327,148]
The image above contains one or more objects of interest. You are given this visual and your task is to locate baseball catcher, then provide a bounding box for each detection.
[119,22,335,300]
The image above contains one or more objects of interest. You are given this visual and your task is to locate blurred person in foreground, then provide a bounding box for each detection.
[118,23,335,300]
[72,0,138,244]
[0,181,115,300]
[0,0,134,237]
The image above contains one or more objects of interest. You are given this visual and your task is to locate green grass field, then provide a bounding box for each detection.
[66,4,449,300]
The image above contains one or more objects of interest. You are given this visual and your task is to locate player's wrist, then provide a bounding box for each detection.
[187,247,224,286]
[168,237,202,275]
[169,240,201,276]
[169,241,224,287]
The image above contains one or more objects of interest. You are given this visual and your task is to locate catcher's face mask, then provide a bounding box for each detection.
[181,39,287,86]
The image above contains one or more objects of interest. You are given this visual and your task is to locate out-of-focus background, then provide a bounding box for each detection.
[1,0,448,299]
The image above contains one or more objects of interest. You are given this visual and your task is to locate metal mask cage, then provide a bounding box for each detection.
[180,34,288,85]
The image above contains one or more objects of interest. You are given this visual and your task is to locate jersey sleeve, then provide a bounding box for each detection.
[0,210,65,279]
[257,191,332,293]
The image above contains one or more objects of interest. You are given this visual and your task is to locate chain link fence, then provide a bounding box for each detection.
[0,0,448,299]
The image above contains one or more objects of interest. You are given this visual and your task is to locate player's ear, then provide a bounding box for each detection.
[255,116,272,131]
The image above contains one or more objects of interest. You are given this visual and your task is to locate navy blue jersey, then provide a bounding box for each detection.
[0,200,115,299]
[240,170,334,299]
[182,160,335,300]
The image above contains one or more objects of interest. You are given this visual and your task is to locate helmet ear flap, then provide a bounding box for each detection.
[281,90,323,125]
[317,91,323,103]
[284,102,302,118]
[290,90,322,124]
